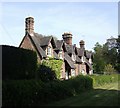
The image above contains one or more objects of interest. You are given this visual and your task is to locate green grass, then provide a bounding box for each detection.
[46,75,120,106]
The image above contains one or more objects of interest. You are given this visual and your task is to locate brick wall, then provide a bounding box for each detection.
[20,35,41,63]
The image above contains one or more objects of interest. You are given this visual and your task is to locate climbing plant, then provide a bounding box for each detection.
[42,58,63,79]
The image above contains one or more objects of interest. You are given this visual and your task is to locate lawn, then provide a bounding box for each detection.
[46,79,120,106]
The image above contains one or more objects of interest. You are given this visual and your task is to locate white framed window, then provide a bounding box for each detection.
[59,51,63,59]
[65,71,69,80]
[47,46,51,57]
[71,69,75,76]
[81,69,85,75]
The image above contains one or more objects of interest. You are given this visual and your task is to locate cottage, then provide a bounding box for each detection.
[19,17,93,79]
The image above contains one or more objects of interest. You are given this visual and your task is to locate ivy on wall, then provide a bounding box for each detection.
[42,58,63,79]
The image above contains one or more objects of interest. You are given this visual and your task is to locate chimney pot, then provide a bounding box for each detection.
[25,17,34,36]
[79,40,85,48]
[62,32,72,45]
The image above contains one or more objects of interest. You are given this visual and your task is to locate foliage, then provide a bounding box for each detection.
[37,58,63,81]
[93,42,118,74]
[2,45,37,80]
[2,75,93,107]
[89,74,119,87]
[37,65,57,82]
[93,42,106,74]
[47,82,119,106]
[116,35,120,72]
[104,64,116,75]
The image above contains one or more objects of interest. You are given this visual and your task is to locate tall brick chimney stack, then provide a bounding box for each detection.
[62,32,72,45]
[25,17,34,36]
[79,40,85,49]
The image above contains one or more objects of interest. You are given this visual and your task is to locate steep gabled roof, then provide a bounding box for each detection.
[40,36,52,46]
[54,40,63,51]
[34,33,56,48]
[76,55,82,63]
[65,44,75,54]
[53,50,59,59]
[64,52,75,69]
[85,50,93,60]
[77,48,84,57]
[28,33,47,58]
[34,33,43,38]
[85,57,92,70]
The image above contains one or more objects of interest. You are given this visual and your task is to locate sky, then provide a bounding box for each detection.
[0,2,118,51]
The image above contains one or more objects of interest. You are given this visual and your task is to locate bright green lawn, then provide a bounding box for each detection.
[46,81,120,106]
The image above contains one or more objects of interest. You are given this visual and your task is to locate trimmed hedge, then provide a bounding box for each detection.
[89,74,119,87]
[37,65,57,82]
[2,45,37,80]
[2,75,93,107]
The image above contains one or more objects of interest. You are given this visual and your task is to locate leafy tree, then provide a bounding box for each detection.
[102,43,117,69]
[93,42,106,74]
[93,40,118,74]
[116,35,120,72]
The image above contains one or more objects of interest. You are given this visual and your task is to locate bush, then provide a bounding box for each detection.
[36,58,63,82]
[104,64,116,75]
[37,65,57,82]
[89,74,119,87]
[2,45,37,80]
[2,75,93,107]
[41,59,63,79]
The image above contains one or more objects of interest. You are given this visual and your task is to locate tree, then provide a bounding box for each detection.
[102,43,117,69]
[93,42,106,74]
[116,35,120,72]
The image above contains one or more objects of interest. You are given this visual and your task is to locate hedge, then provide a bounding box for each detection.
[2,75,93,107]
[89,74,120,87]
[2,45,37,80]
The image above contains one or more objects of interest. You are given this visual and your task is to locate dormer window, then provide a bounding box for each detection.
[47,46,51,57]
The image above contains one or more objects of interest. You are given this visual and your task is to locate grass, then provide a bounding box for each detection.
[46,77,120,106]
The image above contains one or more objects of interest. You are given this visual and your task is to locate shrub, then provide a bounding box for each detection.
[37,65,57,82]
[37,58,63,82]
[2,75,93,107]
[41,59,63,79]
[89,74,119,87]
[2,45,37,80]
[104,64,116,75]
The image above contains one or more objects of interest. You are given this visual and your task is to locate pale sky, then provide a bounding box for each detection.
[0,2,118,51]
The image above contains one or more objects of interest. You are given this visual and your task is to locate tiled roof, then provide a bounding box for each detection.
[53,50,59,59]
[29,33,47,58]
[85,51,91,59]
[85,50,93,59]
[54,40,63,51]
[34,33,56,48]
[65,44,75,54]
[40,36,52,46]
[64,52,75,69]
[76,55,82,63]
[84,57,92,69]
[77,48,84,57]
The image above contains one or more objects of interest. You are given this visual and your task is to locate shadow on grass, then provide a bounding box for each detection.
[46,89,120,106]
